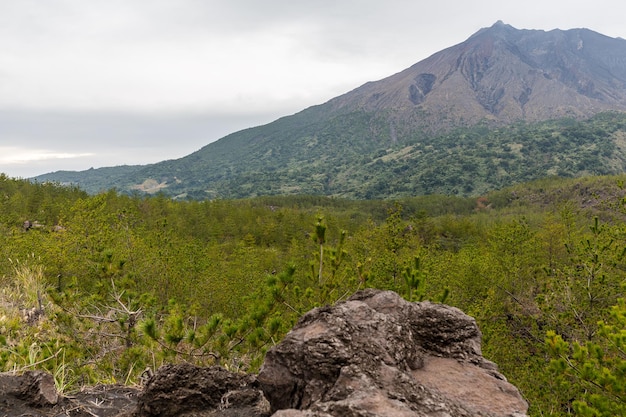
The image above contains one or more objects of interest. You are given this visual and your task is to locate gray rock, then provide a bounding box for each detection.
[258,289,528,417]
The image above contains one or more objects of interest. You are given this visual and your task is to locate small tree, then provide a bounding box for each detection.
[314,216,326,286]
[403,256,425,302]
[547,290,626,416]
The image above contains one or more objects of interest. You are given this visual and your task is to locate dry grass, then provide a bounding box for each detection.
[0,257,49,316]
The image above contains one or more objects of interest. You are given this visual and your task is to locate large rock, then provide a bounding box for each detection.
[258,289,528,416]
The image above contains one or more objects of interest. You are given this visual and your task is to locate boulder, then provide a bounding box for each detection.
[258,289,528,416]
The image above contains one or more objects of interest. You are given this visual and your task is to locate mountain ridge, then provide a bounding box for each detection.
[325,21,626,124]
[33,22,626,199]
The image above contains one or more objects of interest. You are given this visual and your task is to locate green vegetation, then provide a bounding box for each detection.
[1,172,626,415]
[35,112,626,200]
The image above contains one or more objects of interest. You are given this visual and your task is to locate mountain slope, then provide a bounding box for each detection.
[327,21,626,126]
[34,22,626,199]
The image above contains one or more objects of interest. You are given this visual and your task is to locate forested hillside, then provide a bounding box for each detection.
[35,112,626,199]
[1,174,626,415]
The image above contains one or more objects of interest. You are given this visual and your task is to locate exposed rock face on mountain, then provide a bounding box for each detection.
[0,289,527,417]
[329,21,626,129]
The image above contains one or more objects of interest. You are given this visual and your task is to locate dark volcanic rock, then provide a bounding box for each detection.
[258,289,528,416]
[0,371,58,409]
[0,375,137,417]
[133,363,270,417]
[0,366,269,417]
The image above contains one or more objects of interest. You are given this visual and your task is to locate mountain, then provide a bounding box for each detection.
[34,22,626,199]
[332,20,626,126]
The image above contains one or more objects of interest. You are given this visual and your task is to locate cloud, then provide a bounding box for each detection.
[0,1,472,114]
[0,147,93,164]
[1,1,625,115]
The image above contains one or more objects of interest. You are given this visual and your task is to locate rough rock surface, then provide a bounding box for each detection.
[0,371,59,409]
[134,363,270,417]
[0,376,138,417]
[258,289,528,416]
[0,289,528,416]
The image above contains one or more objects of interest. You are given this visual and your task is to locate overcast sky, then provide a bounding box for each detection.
[1,0,625,178]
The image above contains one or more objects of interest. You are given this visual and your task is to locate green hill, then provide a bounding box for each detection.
[34,112,626,199]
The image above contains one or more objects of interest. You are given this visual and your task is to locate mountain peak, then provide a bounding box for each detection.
[489,20,513,31]
[468,20,519,40]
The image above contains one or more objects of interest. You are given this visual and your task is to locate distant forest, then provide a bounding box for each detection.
[34,112,626,201]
